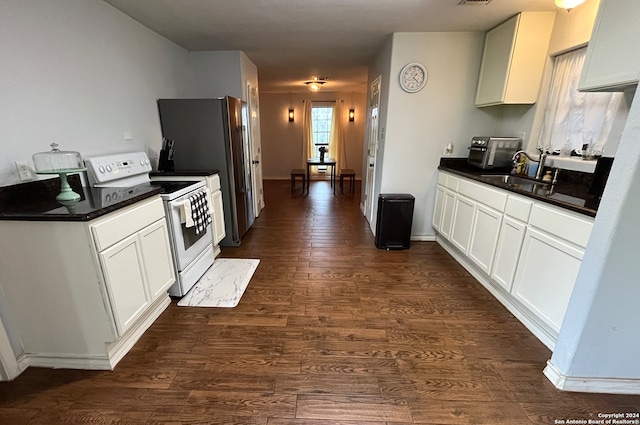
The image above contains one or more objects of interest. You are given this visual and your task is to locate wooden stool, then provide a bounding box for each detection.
[291,168,305,192]
[340,168,356,194]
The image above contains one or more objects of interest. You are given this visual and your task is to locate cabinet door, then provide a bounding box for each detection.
[468,203,503,275]
[432,185,445,232]
[491,217,526,292]
[139,219,175,301]
[450,194,476,254]
[512,228,584,333]
[99,234,150,336]
[211,189,226,246]
[579,0,640,91]
[440,189,456,240]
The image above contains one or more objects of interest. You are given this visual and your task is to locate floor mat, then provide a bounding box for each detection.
[177,258,259,307]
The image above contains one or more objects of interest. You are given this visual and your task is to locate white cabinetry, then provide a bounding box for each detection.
[491,195,532,291]
[432,171,594,348]
[450,195,475,253]
[579,0,640,92]
[211,187,226,246]
[475,12,555,107]
[468,203,503,275]
[0,196,174,370]
[511,204,593,333]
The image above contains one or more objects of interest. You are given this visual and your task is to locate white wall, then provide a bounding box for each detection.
[259,92,366,180]
[189,51,248,100]
[0,0,193,187]
[550,91,640,383]
[372,32,497,240]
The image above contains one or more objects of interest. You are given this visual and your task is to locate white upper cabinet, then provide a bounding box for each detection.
[578,0,640,92]
[475,12,555,107]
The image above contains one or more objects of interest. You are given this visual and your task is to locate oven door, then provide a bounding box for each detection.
[165,198,213,272]
[467,146,488,168]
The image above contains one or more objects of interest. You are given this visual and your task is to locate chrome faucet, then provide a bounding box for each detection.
[512,148,547,181]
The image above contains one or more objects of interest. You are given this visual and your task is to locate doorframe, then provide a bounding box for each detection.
[363,75,381,229]
[246,81,264,216]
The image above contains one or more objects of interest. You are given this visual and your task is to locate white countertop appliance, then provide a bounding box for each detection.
[467,137,522,169]
[84,152,214,296]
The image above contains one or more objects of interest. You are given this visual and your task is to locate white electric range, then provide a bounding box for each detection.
[84,152,214,297]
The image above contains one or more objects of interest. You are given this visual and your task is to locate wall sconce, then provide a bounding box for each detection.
[288,108,294,122]
[555,0,586,11]
[348,108,355,122]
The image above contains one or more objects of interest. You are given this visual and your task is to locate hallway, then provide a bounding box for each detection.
[1,179,639,424]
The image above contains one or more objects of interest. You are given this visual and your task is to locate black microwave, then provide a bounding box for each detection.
[468,137,522,169]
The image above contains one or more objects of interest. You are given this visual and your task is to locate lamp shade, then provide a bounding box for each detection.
[349,108,355,122]
[288,108,294,122]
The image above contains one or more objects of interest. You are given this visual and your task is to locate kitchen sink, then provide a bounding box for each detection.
[479,174,549,192]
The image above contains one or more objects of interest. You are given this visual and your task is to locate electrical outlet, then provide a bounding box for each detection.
[443,142,453,156]
[16,161,34,181]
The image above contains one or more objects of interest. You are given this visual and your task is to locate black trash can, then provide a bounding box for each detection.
[375,194,415,250]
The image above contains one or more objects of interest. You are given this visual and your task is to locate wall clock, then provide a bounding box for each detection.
[399,62,428,93]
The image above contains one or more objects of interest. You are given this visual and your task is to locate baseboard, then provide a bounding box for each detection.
[18,295,171,372]
[544,361,640,394]
[411,235,437,242]
[106,294,171,369]
[436,236,558,351]
[24,352,112,370]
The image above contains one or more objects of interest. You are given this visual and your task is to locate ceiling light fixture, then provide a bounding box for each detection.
[555,0,586,11]
[304,77,328,92]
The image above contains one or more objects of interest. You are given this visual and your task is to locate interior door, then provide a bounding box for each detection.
[364,76,381,226]
[247,82,265,216]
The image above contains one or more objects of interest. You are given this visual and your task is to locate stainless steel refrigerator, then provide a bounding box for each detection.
[157,96,255,246]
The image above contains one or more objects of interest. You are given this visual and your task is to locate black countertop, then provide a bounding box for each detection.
[439,158,600,217]
[150,169,219,177]
[0,175,163,222]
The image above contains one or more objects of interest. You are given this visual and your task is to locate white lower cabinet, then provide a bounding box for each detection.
[450,194,475,253]
[491,217,526,292]
[468,203,503,275]
[512,227,585,333]
[440,189,456,240]
[432,185,445,233]
[211,188,226,246]
[433,171,593,349]
[0,196,174,371]
[98,217,175,335]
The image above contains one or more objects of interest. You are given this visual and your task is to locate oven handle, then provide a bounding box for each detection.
[171,189,214,224]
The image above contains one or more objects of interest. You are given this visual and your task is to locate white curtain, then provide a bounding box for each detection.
[329,99,347,171]
[301,100,318,175]
[538,47,623,154]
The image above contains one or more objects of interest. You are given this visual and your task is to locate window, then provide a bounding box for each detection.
[311,105,334,159]
[538,47,624,155]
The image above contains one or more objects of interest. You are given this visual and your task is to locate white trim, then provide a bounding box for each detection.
[0,314,21,381]
[437,236,558,351]
[15,295,170,373]
[24,353,112,370]
[411,235,437,242]
[105,295,170,368]
[544,360,640,394]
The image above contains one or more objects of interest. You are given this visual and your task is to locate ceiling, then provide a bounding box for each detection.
[103,0,561,93]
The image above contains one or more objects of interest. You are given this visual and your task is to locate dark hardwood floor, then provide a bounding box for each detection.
[1,179,639,424]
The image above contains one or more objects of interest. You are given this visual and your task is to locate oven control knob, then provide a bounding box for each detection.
[140,159,145,166]
[145,159,150,165]
[106,165,112,172]
[99,166,105,174]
